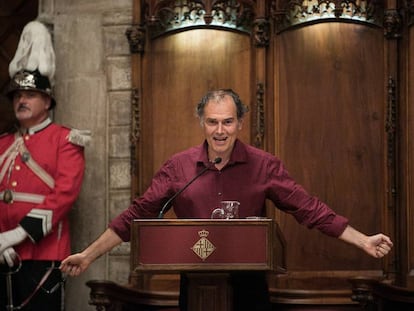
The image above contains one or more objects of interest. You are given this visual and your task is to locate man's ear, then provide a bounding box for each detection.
[44,95,51,110]
[199,117,205,128]
[238,118,243,130]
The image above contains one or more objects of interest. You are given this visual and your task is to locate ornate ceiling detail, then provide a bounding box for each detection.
[143,0,256,37]
[272,0,384,32]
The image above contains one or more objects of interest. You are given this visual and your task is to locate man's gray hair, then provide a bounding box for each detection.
[196,89,249,120]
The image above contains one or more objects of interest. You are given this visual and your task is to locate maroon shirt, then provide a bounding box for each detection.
[110,139,348,241]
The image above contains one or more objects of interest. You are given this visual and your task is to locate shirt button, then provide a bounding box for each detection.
[11,181,17,187]
[25,135,30,141]
[218,192,222,196]
[15,165,21,171]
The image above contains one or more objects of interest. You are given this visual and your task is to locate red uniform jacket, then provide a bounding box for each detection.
[0,121,85,261]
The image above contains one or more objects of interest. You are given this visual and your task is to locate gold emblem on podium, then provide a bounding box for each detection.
[191,229,216,261]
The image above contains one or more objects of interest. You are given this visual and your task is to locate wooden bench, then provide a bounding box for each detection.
[349,277,414,311]
[86,279,179,311]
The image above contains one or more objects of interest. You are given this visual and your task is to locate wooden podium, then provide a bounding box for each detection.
[87,219,285,311]
[130,218,282,311]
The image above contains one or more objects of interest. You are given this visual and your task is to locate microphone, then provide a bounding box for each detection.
[157,157,222,219]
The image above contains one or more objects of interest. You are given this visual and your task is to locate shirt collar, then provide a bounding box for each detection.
[20,117,52,135]
[228,139,248,164]
[196,139,248,166]
[196,141,210,166]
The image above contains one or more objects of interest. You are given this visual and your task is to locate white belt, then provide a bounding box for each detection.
[0,191,45,204]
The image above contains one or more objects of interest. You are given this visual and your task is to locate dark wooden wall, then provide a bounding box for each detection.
[272,21,387,295]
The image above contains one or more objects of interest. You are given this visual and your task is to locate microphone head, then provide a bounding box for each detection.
[214,157,222,164]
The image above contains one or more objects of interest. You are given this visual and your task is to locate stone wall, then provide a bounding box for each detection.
[38,1,133,310]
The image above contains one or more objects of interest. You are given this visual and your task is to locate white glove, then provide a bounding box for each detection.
[0,226,27,254]
[0,247,18,267]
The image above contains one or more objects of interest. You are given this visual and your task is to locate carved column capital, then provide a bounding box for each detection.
[253,18,270,47]
[125,24,146,54]
[384,9,403,39]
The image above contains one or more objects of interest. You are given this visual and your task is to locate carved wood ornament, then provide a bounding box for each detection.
[142,0,256,37]
[272,0,384,32]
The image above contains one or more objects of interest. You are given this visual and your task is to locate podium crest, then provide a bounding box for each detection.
[191,229,216,260]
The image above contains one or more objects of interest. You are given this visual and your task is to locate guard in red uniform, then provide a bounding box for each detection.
[0,21,89,311]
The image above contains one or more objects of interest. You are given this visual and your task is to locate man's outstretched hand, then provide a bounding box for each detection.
[365,234,393,258]
[60,253,90,276]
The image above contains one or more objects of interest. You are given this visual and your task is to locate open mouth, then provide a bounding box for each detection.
[213,137,227,142]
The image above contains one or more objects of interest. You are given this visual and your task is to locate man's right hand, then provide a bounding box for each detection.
[60,253,90,276]
[0,226,28,254]
[0,247,18,267]
[60,228,123,277]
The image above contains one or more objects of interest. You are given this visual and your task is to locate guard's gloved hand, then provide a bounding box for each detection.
[0,247,18,267]
[0,226,27,254]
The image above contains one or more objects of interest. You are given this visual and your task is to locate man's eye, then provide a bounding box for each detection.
[206,120,218,126]
[223,119,234,125]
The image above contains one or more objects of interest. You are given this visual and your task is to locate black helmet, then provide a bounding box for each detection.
[6,69,56,109]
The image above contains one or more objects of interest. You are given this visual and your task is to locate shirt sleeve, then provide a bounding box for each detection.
[266,157,349,238]
[109,158,177,242]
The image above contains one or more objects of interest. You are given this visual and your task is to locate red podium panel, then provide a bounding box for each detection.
[130,219,275,272]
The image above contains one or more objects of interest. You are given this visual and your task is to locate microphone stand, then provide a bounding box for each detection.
[157,157,222,218]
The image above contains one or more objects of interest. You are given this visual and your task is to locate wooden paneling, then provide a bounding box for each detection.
[274,22,386,274]
[406,18,414,288]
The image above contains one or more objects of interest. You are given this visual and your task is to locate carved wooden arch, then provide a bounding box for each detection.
[272,0,385,32]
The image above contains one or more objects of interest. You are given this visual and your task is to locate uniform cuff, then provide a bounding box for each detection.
[19,209,53,242]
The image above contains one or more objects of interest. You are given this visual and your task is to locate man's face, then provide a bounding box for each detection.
[201,95,243,161]
[13,90,50,128]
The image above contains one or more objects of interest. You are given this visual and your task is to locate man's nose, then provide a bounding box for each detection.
[216,122,224,133]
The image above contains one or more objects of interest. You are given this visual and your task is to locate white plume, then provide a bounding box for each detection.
[9,21,55,85]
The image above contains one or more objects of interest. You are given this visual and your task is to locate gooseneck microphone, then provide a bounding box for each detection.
[157,157,222,219]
